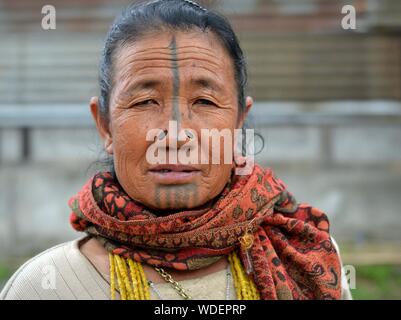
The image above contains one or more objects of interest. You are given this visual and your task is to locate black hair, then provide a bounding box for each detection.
[98,0,248,121]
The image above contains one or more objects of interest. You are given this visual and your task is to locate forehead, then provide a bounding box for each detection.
[112,29,235,83]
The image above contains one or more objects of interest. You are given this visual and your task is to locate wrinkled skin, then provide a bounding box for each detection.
[90,29,253,212]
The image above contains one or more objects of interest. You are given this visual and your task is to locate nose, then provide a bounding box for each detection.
[160,98,196,149]
[157,125,195,150]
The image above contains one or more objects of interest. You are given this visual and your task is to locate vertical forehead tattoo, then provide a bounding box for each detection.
[169,36,181,131]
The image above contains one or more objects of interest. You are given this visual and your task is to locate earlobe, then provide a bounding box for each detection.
[238,96,254,129]
[89,96,113,155]
[105,139,114,155]
[245,96,253,115]
[89,96,101,123]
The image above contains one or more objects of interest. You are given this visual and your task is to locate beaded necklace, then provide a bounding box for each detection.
[109,251,260,300]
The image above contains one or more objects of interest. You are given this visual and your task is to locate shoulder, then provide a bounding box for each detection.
[330,237,353,300]
[0,237,108,300]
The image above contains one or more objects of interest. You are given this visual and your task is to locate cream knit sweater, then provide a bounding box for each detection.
[0,237,352,300]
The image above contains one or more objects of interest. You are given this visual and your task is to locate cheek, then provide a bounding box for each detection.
[199,163,233,201]
[111,113,151,173]
[197,121,237,200]
[112,118,151,204]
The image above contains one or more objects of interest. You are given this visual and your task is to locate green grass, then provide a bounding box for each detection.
[0,264,13,291]
[0,265,12,279]
[351,265,401,300]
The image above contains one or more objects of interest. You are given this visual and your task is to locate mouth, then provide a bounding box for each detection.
[148,165,201,184]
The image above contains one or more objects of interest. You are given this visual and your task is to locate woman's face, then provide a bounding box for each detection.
[91,29,252,211]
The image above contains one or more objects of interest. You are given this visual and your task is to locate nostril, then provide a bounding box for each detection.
[185,130,194,139]
[158,129,168,140]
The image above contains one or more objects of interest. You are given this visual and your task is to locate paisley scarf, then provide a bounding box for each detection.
[69,163,342,299]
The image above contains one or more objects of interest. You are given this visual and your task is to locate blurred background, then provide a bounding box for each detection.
[0,0,400,299]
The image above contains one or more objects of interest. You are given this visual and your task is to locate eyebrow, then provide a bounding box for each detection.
[190,77,224,92]
[124,79,162,94]
[121,76,224,95]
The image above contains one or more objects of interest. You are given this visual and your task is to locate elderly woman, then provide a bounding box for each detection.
[1,0,351,300]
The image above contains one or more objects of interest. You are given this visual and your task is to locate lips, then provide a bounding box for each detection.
[149,164,200,172]
[148,164,201,184]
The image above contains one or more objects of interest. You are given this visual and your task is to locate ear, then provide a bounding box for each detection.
[237,96,253,129]
[233,96,253,168]
[89,96,113,155]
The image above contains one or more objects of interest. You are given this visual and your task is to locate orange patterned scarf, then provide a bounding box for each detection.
[69,163,342,299]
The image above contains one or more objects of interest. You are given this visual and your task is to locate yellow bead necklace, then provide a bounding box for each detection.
[109,251,260,300]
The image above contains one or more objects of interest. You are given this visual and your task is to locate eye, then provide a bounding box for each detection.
[194,99,216,106]
[133,99,158,107]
